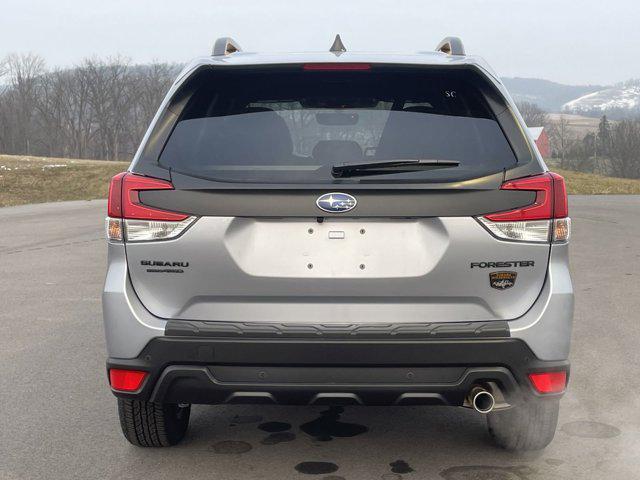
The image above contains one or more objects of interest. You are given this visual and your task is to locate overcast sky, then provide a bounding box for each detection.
[1,0,637,85]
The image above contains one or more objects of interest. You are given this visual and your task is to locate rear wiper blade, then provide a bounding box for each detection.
[331,159,460,177]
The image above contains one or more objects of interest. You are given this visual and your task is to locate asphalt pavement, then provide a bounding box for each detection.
[1,196,638,480]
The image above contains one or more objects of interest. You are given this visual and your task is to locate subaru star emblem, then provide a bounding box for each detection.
[316,192,357,213]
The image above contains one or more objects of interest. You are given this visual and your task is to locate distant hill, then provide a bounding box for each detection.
[562,80,640,118]
[502,77,603,112]
[503,77,640,119]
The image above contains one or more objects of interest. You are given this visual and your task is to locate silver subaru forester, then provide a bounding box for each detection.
[103,36,573,450]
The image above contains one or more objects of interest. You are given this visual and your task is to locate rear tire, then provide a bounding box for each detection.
[487,398,560,451]
[117,398,191,447]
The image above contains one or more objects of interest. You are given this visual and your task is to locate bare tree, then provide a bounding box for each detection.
[2,53,46,154]
[0,54,179,160]
[34,69,67,156]
[547,115,575,169]
[80,57,133,160]
[60,68,94,158]
[128,62,175,144]
[0,58,12,151]
[609,119,640,179]
[0,57,8,78]
[516,101,549,127]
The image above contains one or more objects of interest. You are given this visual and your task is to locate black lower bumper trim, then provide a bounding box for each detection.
[107,337,569,406]
[165,320,511,339]
[149,365,521,406]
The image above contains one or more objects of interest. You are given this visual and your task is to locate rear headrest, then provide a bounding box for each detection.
[244,106,274,113]
[312,140,363,163]
[403,105,434,114]
[213,111,293,164]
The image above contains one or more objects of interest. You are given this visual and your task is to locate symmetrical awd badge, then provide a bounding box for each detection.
[316,192,357,213]
[489,271,517,290]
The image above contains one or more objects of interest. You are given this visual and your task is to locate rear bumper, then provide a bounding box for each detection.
[107,336,569,406]
[103,243,574,362]
[103,240,572,406]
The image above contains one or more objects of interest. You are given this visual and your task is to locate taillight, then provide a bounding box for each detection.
[106,172,196,242]
[528,371,567,394]
[109,369,147,392]
[107,172,126,218]
[477,172,570,243]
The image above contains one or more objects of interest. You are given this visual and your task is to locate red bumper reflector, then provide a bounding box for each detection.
[109,369,147,392]
[528,371,567,394]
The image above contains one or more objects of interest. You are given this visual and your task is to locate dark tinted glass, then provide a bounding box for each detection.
[160,67,517,183]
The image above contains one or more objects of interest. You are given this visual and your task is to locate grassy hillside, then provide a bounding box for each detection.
[0,155,129,207]
[0,155,638,208]
[556,168,640,195]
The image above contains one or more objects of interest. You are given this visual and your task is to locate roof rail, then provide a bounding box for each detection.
[435,36,465,56]
[212,37,242,56]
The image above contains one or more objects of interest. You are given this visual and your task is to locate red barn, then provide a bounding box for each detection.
[528,126,550,158]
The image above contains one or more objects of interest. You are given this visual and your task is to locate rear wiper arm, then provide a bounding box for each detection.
[331,159,460,177]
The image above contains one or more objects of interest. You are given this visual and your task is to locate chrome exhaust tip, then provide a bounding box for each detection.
[469,385,496,414]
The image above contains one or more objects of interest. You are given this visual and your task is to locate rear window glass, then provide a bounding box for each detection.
[159,67,517,183]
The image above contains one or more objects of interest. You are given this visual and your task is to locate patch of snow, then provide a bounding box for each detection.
[563,85,640,112]
[41,164,68,171]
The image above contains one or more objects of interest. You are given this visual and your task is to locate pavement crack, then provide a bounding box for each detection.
[1,237,101,255]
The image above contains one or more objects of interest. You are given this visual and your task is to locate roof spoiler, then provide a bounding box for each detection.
[212,37,242,56]
[435,36,466,56]
[210,35,465,57]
